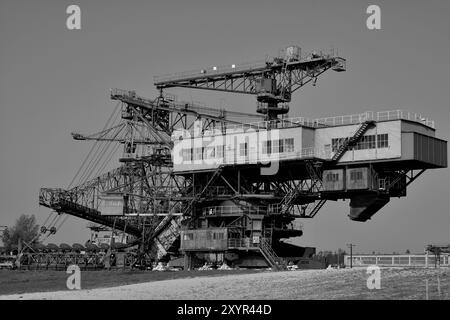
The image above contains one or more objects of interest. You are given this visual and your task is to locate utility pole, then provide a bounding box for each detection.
[347,243,356,268]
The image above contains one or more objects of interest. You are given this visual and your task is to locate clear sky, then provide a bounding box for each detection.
[1,0,449,253]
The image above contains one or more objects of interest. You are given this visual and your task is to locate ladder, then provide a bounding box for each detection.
[151,216,182,260]
[303,199,327,218]
[332,120,375,162]
[279,189,299,215]
[263,220,274,245]
[259,238,287,271]
[280,161,324,215]
[305,160,324,192]
[183,166,224,216]
[300,120,376,219]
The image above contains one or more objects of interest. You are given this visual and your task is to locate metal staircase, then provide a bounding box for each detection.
[279,189,299,215]
[150,215,183,260]
[259,238,287,271]
[303,199,327,218]
[183,166,224,216]
[305,161,324,192]
[263,220,274,245]
[279,161,325,216]
[296,121,376,219]
[332,120,375,162]
[146,166,225,261]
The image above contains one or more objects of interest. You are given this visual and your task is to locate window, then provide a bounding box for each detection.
[183,233,194,241]
[262,140,272,154]
[332,134,386,152]
[272,140,279,153]
[182,148,192,161]
[213,232,224,240]
[216,145,224,158]
[194,147,203,161]
[326,173,339,182]
[279,139,284,153]
[377,134,389,148]
[203,146,215,159]
[239,142,248,157]
[284,138,294,152]
[263,138,293,154]
[370,135,376,149]
[379,178,387,190]
[356,135,376,150]
[350,171,363,180]
[332,137,349,152]
[331,138,338,152]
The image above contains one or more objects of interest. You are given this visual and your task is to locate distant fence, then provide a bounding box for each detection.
[344,254,450,267]
[10,252,142,271]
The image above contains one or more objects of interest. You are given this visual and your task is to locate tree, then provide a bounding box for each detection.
[0,214,40,251]
[405,249,411,254]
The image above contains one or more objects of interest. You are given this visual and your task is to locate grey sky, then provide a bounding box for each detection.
[1,0,449,253]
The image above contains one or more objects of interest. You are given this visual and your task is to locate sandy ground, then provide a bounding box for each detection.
[1,267,449,300]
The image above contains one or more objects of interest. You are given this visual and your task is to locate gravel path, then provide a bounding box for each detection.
[1,267,448,300]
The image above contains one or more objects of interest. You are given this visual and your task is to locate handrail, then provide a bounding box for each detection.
[173,109,435,139]
[259,238,286,270]
[203,205,268,216]
[154,59,268,83]
[227,110,435,131]
[227,238,260,249]
[153,49,344,84]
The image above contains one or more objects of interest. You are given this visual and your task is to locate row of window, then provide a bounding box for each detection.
[182,146,225,161]
[180,133,389,162]
[325,171,364,182]
[350,171,364,180]
[331,134,389,152]
[180,138,296,161]
[262,138,295,154]
[325,173,339,182]
[182,232,225,241]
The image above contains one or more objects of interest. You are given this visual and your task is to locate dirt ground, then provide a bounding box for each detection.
[0,268,264,296]
[0,267,448,300]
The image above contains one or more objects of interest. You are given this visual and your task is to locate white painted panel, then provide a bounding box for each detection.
[314,120,402,163]
[172,126,311,172]
[98,195,124,216]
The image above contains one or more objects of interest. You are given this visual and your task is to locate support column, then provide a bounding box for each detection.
[184,252,191,271]
[237,170,241,195]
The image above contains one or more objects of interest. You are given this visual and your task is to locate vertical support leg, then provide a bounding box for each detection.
[184,252,191,271]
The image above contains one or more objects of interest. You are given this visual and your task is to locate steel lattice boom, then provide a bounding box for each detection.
[38,45,447,271]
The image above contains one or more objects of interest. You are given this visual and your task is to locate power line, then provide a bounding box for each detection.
[68,102,121,189]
